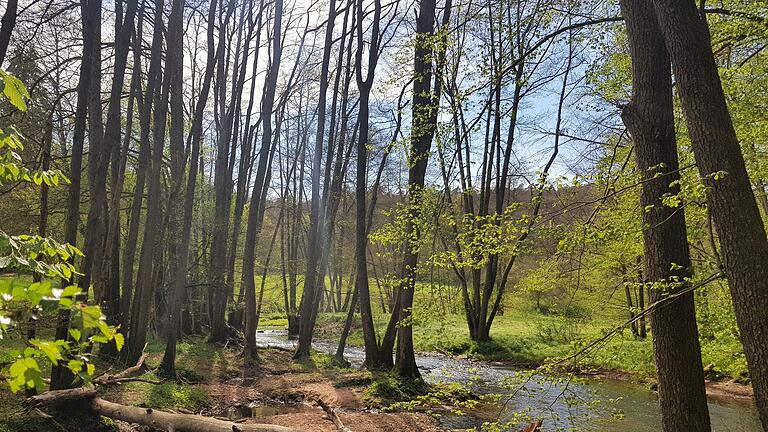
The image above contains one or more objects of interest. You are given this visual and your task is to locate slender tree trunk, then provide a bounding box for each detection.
[0,0,17,66]
[159,0,213,376]
[120,6,148,332]
[394,0,446,380]
[80,0,105,293]
[242,0,284,363]
[94,0,139,328]
[651,1,768,428]
[126,0,170,362]
[620,1,711,429]
[50,0,97,390]
[294,0,338,361]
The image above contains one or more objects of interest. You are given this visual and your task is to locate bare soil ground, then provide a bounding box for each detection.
[100,347,445,432]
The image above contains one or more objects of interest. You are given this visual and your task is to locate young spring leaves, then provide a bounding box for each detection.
[0,70,121,393]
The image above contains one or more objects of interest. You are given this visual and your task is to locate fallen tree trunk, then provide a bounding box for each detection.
[91,397,298,432]
[315,397,351,432]
[27,345,297,432]
[27,387,98,406]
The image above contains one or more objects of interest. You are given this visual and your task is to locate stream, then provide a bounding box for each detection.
[255,329,762,431]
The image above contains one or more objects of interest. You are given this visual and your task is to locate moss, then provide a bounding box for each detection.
[363,373,428,406]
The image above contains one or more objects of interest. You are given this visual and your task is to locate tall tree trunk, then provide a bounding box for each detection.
[120,8,147,331]
[126,0,170,362]
[294,0,338,361]
[651,0,768,428]
[94,0,139,327]
[80,0,106,294]
[158,0,210,375]
[620,1,711,429]
[394,0,445,380]
[353,0,384,370]
[0,0,17,66]
[242,0,284,363]
[50,0,98,390]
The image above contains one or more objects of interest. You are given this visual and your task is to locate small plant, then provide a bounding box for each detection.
[0,70,121,393]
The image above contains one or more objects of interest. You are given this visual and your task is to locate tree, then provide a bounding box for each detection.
[354,0,385,369]
[126,0,170,363]
[242,0,284,363]
[619,0,710,429]
[393,0,446,380]
[651,0,768,428]
[293,0,341,361]
[0,70,122,395]
[0,0,18,66]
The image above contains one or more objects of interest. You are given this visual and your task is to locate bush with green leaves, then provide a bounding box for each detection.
[0,70,122,393]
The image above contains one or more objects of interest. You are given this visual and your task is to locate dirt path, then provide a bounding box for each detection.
[105,348,446,432]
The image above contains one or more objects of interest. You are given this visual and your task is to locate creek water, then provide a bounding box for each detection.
[255,329,762,431]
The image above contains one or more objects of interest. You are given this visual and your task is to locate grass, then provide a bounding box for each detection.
[311,293,747,381]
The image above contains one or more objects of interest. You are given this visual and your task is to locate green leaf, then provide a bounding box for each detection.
[7,357,43,393]
[67,359,84,374]
[30,339,65,365]
[113,332,124,351]
[1,73,29,111]
[61,285,80,298]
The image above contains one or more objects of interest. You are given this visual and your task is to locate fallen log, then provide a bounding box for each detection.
[26,386,98,407]
[97,347,149,383]
[314,397,351,432]
[90,397,298,432]
[27,345,298,432]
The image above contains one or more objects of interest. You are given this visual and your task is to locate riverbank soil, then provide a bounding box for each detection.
[0,339,447,432]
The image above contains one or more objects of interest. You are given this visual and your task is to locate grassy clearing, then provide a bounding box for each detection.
[311,297,746,381]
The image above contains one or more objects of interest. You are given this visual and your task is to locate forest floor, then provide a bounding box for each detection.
[0,325,756,432]
[0,335,479,432]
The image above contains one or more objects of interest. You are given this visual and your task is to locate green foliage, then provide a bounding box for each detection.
[384,381,480,416]
[363,373,428,406]
[144,380,210,411]
[0,71,67,186]
[0,71,121,393]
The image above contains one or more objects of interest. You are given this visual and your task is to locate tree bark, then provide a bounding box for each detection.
[94,0,139,329]
[620,0,711,430]
[394,0,447,380]
[120,7,147,331]
[294,0,338,361]
[50,0,99,390]
[127,0,170,363]
[651,0,768,428]
[0,0,17,67]
[242,0,284,362]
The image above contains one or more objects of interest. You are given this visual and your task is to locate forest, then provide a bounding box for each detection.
[0,0,767,430]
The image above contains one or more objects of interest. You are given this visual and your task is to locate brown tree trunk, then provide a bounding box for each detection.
[242,0,284,363]
[126,0,170,363]
[294,0,339,361]
[0,0,17,66]
[158,0,203,376]
[120,8,147,331]
[620,1,711,430]
[393,0,441,380]
[94,0,139,329]
[50,0,98,390]
[651,0,768,428]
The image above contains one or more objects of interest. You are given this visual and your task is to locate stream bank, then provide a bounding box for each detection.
[256,329,762,431]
